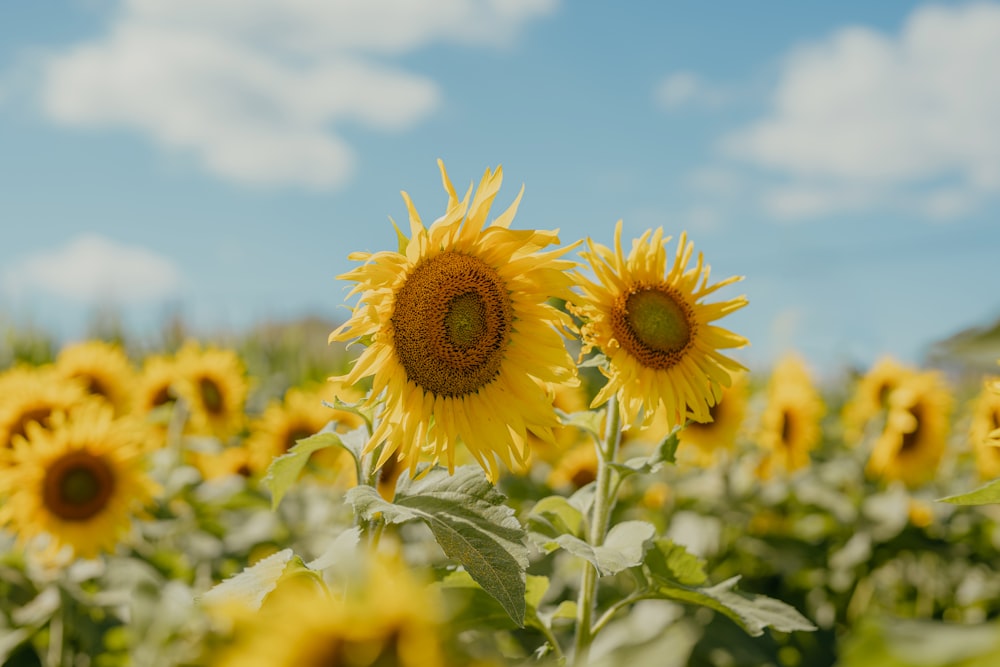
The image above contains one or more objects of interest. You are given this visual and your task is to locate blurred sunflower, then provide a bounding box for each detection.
[841,357,915,445]
[525,381,592,469]
[867,370,953,488]
[755,355,825,478]
[245,383,363,483]
[54,340,137,416]
[329,160,579,481]
[190,445,253,482]
[211,554,445,667]
[134,352,183,417]
[571,220,748,431]
[174,341,249,440]
[676,372,749,467]
[0,402,157,561]
[547,440,600,491]
[0,365,89,455]
[968,382,1000,479]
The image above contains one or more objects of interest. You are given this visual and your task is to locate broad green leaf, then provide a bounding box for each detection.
[652,575,816,637]
[436,571,550,634]
[643,538,707,587]
[199,548,318,611]
[555,520,656,576]
[940,478,1000,505]
[555,408,605,440]
[347,465,529,625]
[527,495,585,546]
[614,426,681,477]
[306,526,361,571]
[264,423,366,509]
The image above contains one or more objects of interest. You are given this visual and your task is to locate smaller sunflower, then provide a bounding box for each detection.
[55,340,137,416]
[841,357,916,446]
[0,402,158,561]
[525,380,593,469]
[969,383,1000,480]
[245,383,364,482]
[755,355,825,479]
[866,370,953,488]
[571,221,748,431]
[676,372,749,467]
[547,440,599,491]
[211,553,445,667]
[173,341,249,440]
[0,365,90,456]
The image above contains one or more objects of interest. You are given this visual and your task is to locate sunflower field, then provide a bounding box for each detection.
[2,163,1000,667]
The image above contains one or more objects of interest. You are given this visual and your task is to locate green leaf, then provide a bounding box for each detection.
[263,423,366,509]
[199,548,316,611]
[347,465,529,625]
[526,495,585,547]
[643,538,707,587]
[940,478,1000,505]
[651,575,816,637]
[307,526,362,571]
[613,426,681,477]
[555,520,656,576]
[554,408,604,440]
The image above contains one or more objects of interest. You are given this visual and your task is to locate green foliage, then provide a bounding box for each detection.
[263,424,366,509]
[198,548,317,611]
[940,479,1000,506]
[347,465,529,626]
[551,521,656,576]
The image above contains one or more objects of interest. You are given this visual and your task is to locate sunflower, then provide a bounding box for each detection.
[329,160,579,481]
[676,372,749,467]
[211,554,445,667]
[54,340,137,416]
[571,220,748,432]
[0,365,89,456]
[866,370,953,488]
[968,383,1000,479]
[173,341,249,440]
[134,352,183,417]
[0,402,157,561]
[245,383,364,483]
[547,440,600,491]
[841,357,915,446]
[755,355,825,478]
[525,380,593,469]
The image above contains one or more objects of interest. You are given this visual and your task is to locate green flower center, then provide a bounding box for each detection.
[611,285,695,370]
[43,450,116,521]
[199,378,224,414]
[392,251,513,398]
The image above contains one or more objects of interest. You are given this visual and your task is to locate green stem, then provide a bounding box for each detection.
[47,588,65,667]
[536,619,566,663]
[573,395,622,666]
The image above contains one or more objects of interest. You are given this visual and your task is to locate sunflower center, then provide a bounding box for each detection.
[199,378,224,414]
[81,375,109,399]
[43,450,115,521]
[612,286,694,370]
[284,427,314,453]
[151,385,174,408]
[391,251,513,398]
[779,409,796,448]
[991,408,1000,431]
[899,404,924,454]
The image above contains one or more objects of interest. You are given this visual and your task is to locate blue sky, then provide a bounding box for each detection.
[1,0,998,377]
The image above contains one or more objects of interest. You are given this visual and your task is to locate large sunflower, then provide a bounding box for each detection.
[841,357,915,446]
[0,365,89,456]
[0,402,157,561]
[211,554,444,667]
[866,370,953,488]
[755,354,825,478]
[54,340,137,417]
[968,383,1000,479]
[571,221,748,431]
[329,161,579,481]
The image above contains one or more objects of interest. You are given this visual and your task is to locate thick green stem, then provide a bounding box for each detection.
[573,395,622,666]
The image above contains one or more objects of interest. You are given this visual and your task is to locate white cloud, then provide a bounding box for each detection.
[35,0,557,189]
[654,71,728,110]
[4,235,182,304]
[720,2,1000,220]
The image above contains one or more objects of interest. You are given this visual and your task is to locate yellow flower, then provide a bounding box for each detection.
[547,440,599,491]
[866,370,952,488]
[211,554,445,667]
[329,160,579,481]
[245,383,363,482]
[841,357,915,445]
[190,445,253,482]
[134,352,183,416]
[755,354,825,478]
[54,340,137,416]
[0,402,157,561]
[675,372,749,467]
[571,220,748,431]
[525,381,592,468]
[968,382,1000,479]
[0,365,89,456]
[174,341,249,440]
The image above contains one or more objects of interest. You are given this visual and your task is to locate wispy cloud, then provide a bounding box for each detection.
[718,2,1000,221]
[653,71,730,111]
[33,0,557,190]
[3,235,182,304]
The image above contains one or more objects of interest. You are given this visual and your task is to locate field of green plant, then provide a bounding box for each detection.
[1,165,999,667]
